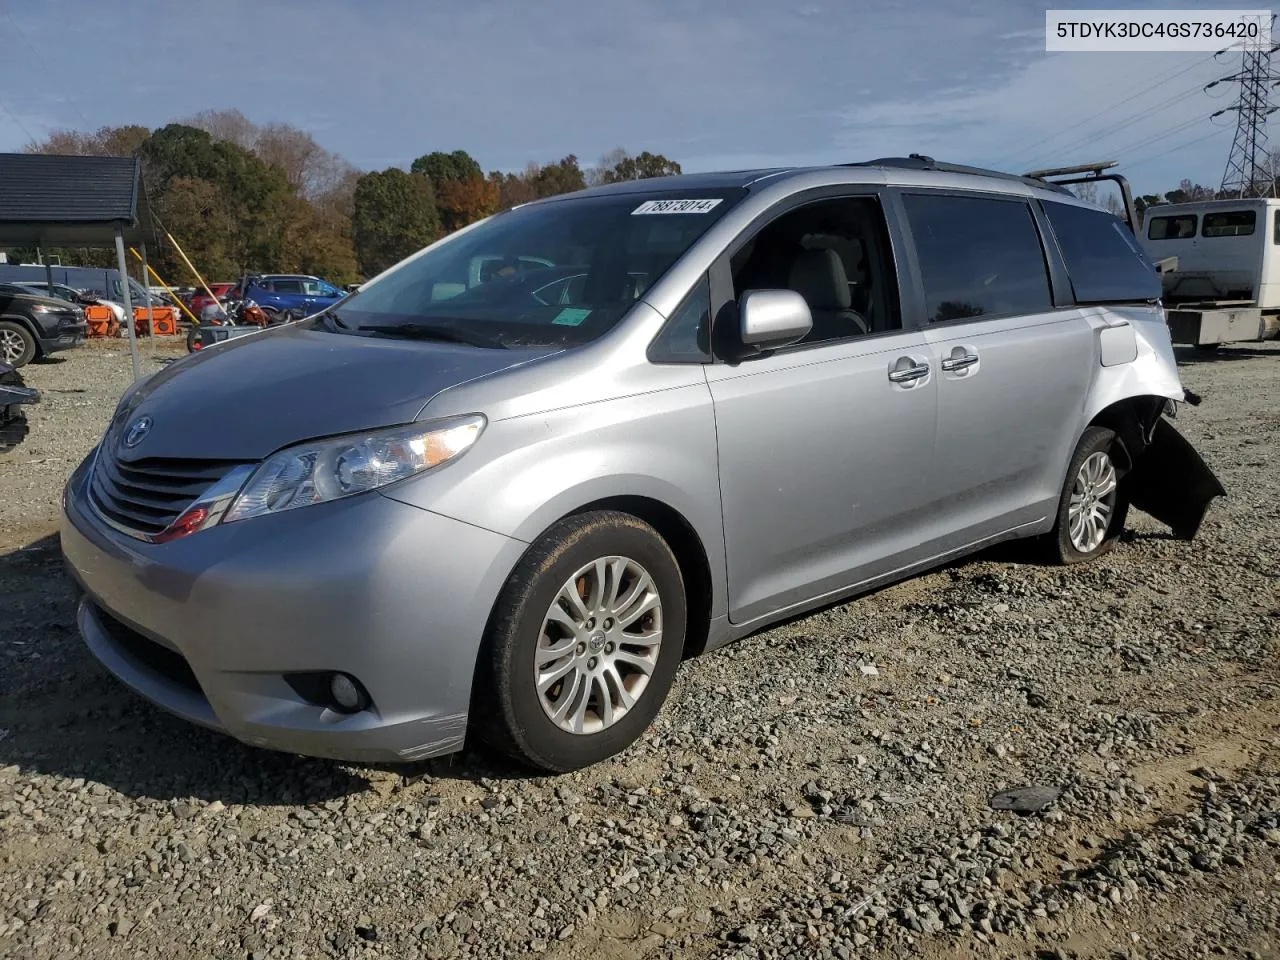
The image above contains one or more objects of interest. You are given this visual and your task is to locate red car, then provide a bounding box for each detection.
[187,282,235,315]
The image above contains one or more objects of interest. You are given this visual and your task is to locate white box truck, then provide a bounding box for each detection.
[1138,198,1280,349]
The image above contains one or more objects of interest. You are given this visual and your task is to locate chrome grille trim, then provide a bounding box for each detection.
[86,442,255,543]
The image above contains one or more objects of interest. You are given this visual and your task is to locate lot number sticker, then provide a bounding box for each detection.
[632,198,723,215]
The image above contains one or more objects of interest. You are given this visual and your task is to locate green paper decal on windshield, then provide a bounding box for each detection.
[552,307,592,326]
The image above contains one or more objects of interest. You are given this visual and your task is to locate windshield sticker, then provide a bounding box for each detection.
[632,198,723,215]
[551,307,592,326]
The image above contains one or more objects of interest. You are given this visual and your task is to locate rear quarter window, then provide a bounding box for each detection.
[1042,201,1162,304]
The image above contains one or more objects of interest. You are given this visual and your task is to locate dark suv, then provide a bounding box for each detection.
[0,283,87,367]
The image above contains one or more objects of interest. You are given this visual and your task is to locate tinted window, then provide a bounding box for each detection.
[1042,201,1162,304]
[334,189,745,348]
[1147,214,1197,240]
[901,194,1051,323]
[649,275,711,362]
[1273,209,1280,244]
[272,279,305,293]
[1202,211,1255,237]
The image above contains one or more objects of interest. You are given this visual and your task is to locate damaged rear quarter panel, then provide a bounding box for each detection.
[1081,304,1225,540]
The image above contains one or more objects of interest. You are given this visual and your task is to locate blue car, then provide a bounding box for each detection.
[236,274,346,317]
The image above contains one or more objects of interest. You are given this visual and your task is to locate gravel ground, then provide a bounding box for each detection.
[1,337,1278,960]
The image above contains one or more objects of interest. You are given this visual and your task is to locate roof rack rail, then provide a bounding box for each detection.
[843,153,1074,194]
[1022,159,1138,234]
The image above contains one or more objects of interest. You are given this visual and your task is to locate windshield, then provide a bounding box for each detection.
[328,189,745,347]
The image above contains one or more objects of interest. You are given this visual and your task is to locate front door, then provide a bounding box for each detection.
[706,192,939,625]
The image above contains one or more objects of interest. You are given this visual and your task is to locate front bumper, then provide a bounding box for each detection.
[60,454,527,763]
[39,320,87,354]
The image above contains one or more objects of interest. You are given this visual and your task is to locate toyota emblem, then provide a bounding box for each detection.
[122,415,153,449]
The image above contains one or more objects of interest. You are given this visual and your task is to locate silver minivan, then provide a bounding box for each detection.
[61,158,1223,772]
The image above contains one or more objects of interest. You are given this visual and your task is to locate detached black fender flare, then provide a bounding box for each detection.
[1089,396,1225,540]
[1122,417,1226,540]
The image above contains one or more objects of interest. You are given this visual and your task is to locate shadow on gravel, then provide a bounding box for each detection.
[1175,345,1278,364]
[0,533,371,807]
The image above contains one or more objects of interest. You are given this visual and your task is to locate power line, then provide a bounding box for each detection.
[0,9,95,134]
[1124,126,1232,171]
[0,97,39,150]
[999,50,1220,168]
[1016,80,1211,172]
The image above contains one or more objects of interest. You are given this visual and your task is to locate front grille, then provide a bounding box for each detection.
[90,450,241,537]
[93,603,204,696]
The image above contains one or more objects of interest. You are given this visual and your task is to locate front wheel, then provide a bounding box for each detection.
[473,511,686,772]
[0,321,36,367]
[1044,425,1129,564]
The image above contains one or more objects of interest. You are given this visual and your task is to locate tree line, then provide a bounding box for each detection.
[10,110,682,287]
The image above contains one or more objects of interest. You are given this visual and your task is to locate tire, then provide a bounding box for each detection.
[0,321,37,368]
[1044,426,1130,565]
[473,510,687,772]
[186,326,203,353]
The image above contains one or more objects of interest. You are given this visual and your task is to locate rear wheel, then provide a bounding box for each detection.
[473,511,686,772]
[1044,426,1129,564]
[0,321,36,367]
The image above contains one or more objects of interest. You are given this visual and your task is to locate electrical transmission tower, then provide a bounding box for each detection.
[1211,19,1280,198]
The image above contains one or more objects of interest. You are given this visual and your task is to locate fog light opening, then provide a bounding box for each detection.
[328,672,370,714]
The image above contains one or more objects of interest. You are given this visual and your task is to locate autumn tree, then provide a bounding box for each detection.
[352,169,441,276]
[595,149,682,183]
[184,108,257,150]
[437,177,501,233]
[24,124,151,157]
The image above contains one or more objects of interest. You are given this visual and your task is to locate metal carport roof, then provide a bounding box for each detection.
[0,153,152,246]
[0,153,159,377]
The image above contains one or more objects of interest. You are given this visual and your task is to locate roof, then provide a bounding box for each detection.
[537,156,1078,206]
[0,153,152,246]
[1147,197,1280,211]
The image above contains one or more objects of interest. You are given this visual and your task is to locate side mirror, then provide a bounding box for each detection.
[739,289,812,351]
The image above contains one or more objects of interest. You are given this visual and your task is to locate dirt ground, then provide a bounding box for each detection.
[1,336,1277,960]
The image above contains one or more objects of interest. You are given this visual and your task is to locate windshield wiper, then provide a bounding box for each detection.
[357,323,508,349]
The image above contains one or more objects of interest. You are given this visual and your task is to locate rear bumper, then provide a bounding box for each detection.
[60,453,528,764]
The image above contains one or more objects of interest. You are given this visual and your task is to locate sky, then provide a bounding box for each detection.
[0,0,1261,197]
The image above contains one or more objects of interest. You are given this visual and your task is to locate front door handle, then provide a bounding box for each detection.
[940,352,979,371]
[888,361,930,383]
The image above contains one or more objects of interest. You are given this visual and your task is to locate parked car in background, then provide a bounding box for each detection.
[189,283,237,316]
[14,281,129,328]
[234,274,346,317]
[61,159,1223,773]
[0,264,150,309]
[0,282,87,366]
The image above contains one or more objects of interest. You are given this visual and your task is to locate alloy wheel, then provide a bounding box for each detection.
[534,555,663,735]
[1068,450,1118,553]
[0,328,25,364]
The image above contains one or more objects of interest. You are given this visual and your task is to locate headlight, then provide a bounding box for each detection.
[31,304,66,315]
[222,415,485,523]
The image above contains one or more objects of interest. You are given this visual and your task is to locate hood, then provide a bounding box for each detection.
[112,323,554,462]
[4,290,75,310]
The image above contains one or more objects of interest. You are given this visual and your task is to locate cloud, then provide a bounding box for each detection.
[1,0,1239,193]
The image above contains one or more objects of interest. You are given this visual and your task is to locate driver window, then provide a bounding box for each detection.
[729,195,900,346]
